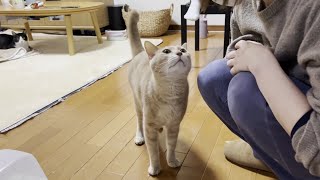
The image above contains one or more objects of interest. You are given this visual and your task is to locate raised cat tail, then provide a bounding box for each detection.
[126,7,144,57]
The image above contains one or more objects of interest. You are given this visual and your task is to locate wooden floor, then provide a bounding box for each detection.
[0,32,276,180]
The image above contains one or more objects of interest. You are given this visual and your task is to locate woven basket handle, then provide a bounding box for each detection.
[169,3,174,16]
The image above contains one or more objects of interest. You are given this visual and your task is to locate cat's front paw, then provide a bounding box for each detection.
[148,165,161,176]
[134,136,145,146]
[167,159,182,168]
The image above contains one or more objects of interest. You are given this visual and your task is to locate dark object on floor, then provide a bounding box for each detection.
[108,5,126,30]
[73,27,105,36]
[0,27,8,32]
[181,2,232,56]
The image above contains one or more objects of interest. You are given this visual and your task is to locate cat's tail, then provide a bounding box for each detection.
[126,6,144,57]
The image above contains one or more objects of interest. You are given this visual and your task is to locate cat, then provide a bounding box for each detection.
[126,6,192,176]
[0,31,31,51]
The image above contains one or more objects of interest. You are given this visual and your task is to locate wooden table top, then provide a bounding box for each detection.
[0,1,104,16]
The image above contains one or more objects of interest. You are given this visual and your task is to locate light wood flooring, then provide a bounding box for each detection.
[0,31,276,180]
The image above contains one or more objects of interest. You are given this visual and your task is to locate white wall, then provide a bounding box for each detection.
[114,0,225,26]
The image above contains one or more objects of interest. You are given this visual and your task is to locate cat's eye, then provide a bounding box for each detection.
[162,49,171,54]
[180,49,186,53]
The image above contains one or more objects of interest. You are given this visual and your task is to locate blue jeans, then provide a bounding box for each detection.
[197,59,320,180]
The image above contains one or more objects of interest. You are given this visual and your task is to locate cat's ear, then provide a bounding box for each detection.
[144,41,158,59]
[11,31,16,36]
[182,43,187,49]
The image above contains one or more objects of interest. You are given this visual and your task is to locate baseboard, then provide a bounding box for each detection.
[169,25,225,31]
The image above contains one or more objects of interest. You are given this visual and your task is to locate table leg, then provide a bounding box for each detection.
[90,11,103,44]
[195,19,200,51]
[181,5,187,45]
[65,15,75,55]
[224,10,231,57]
[24,22,33,41]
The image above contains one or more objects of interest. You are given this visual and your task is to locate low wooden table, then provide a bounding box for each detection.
[0,2,104,55]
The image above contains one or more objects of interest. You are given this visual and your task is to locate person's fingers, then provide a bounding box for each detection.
[230,67,237,75]
[226,58,235,67]
[225,51,236,60]
[235,40,246,49]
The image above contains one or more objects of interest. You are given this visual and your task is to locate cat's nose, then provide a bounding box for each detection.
[176,52,182,56]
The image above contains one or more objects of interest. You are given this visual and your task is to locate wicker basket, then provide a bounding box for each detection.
[122,4,173,37]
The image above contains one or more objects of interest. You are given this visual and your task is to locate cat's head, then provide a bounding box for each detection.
[12,31,31,51]
[12,31,28,42]
[145,41,191,78]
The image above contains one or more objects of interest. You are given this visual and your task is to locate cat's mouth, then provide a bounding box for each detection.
[170,59,185,68]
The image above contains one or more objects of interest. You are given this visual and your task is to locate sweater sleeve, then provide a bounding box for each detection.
[292,12,320,177]
[226,13,264,54]
[230,13,242,42]
[226,13,242,54]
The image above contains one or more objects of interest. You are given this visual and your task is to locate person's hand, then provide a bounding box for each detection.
[225,40,276,75]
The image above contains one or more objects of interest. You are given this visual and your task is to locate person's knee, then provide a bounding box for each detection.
[227,72,263,125]
[197,59,231,98]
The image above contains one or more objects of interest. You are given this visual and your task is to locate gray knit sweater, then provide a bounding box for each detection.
[227,0,271,53]
[230,0,320,176]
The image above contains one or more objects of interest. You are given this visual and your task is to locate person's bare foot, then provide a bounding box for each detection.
[224,139,271,172]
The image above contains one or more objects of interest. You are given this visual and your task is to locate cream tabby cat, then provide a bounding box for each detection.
[126,7,191,176]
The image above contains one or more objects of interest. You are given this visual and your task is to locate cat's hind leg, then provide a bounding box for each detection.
[133,97,144,145]
[166,125,182,168]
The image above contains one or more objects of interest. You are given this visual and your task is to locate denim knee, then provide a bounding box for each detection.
[197,59,232,102]
[227,72,265,128]
[198,60,244,138]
